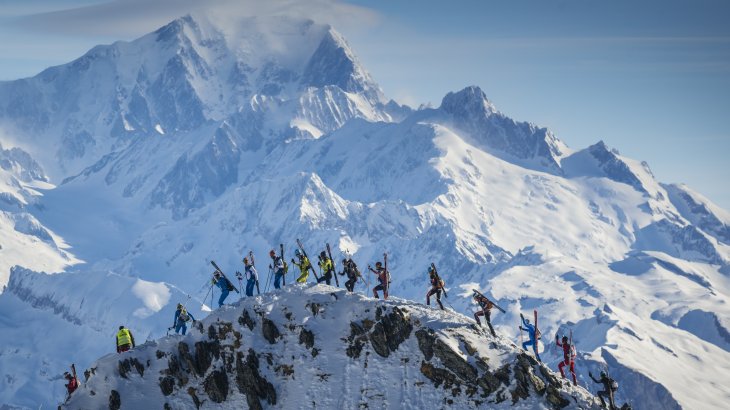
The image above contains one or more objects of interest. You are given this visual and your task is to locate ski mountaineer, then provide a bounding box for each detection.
[173,303,196,335]
[472,292,497,337]
[368,261,390,299]
[269,249,285,289]
[426,266,445,310]
[116,325,136,353]
[556,335,578,385]
[63,370,79,400]
[317,250,334,285]
[519,314,541,362]
[291,249,312,283]
[589,371,618,409]
[212,271,235,307]
[242,257,259,296]
[341,257,360,292]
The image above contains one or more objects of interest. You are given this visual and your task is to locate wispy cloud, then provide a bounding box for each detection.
[11,0,379,38]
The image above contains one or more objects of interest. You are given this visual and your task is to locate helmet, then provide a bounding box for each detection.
[295,249,301,256]
[375,261,382,268]
[562,336,568,342]
[243,257,249,264]
[119,325,125,330]
[524,319,530,324]
[177,303,183,309]
[342,258,348,264]
[320,251,327,258]
[600,371,607,378]
[64,372,71,379]
[269,250,276,257]
[428,265,434,272]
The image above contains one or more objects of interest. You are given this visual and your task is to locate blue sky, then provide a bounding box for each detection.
[0,0,728,208]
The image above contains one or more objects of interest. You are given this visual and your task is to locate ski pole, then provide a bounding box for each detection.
[202,283,213,309]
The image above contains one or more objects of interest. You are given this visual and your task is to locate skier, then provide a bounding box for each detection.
[269,249,285,289]
[519,314,541,362]
[291,249,312,283]
[556,335,577,385]
[589,371,618,409]
[242,257,259,296]
[63,370,79,400]
[472,292,497,337]
[212,271,234,307]
[317,250,334,285]
[173,303,196,335]
[426,266,445,310]
[341,257,360,292]
[368,261,390,299]
[116,325,136,353]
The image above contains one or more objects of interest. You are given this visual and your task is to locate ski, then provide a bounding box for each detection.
[430,262,448,298]
[280,243,286,286]
[326,243,340,287]
[383,252,389,299]
[534,309,541,340]
[249,250,260,295]
[472,289,506,313]
[296,238,320,281]
[210,260,240,293]
[71,363,77,381]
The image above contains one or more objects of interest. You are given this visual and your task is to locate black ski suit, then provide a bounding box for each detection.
[590,373,617,409]
[342,259,359,292]
[426,273,444,310]
[474,295,497,336]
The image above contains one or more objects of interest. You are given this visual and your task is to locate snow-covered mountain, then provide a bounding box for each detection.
[64,284,601,409]
[0,13,729,410]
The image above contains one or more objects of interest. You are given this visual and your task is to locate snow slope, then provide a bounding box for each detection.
[0,13,729,410]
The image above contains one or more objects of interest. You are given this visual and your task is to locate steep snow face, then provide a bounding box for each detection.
[63,285,599,410]
[0,144,80,288]
[0,14,392,182]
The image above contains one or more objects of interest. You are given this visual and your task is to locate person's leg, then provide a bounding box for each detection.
[570,361,577,385]
[274,271,282,289]
[426,288,434,305]
[181,323,187,336]
[436,290,444,310]
[558,360,566,377]
[175,322,183,334]
[522,340,531,350]
[373,284,383,299]
[485,310,496,336]
[474,310,484,325]
[219,288,229,307]
[533,340,541,361]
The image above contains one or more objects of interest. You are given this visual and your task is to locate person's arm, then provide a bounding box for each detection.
[555,335,562,347]
[588,372,600,383]
[190,312,196,322]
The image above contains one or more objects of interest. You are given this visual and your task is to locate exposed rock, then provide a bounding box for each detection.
[262,318,281,344]
[193,340,221,376]
[369,307,413,357]
[118,357,144,379]
[239,309,256,331]
[159,376,175,396]
[420,361,459,389]
[178,342,196,378]
[299,328,315,349]
[433,338,477,383]
[203,369,228,403]
[235,349,276,410]
[187,387,202,409]
[109,390,121,410]
[309,302,321,316]
[416,328,435,361]
[545,385,570,408]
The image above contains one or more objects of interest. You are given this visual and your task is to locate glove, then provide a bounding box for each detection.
[291,258,295,263]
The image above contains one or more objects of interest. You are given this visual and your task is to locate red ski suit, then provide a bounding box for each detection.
[556,338,577,385]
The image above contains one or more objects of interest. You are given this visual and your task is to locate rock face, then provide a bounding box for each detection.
[63,285,599,409]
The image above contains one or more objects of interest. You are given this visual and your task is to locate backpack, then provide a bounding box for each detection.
[225,278,235,291]
[179,308,189,322]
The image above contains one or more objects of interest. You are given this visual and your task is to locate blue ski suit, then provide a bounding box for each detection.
[272,255,285,289]
[213,276,230,307]
[173,308,195,335]
[520,316,541,361]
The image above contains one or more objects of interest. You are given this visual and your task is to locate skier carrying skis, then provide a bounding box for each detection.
[116,325,135,353]
[269,249,285,289]
[426,266,445,310]
[173,303,196,335]
[292,249,312,283]
[341,257,360,292]
[242,257,259,296]
[317,250,334,285]
[556,335,577,385]
[212,271,234,307]
[519,314,541,362]
[589,371,618,409]
[368,261,390,299]
[63,370,79,399]
[472,292,497,337]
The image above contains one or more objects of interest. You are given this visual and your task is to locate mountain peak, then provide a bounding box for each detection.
[440,86,497,117]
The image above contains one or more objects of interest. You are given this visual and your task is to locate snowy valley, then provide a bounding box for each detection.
[0,13,728,410]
